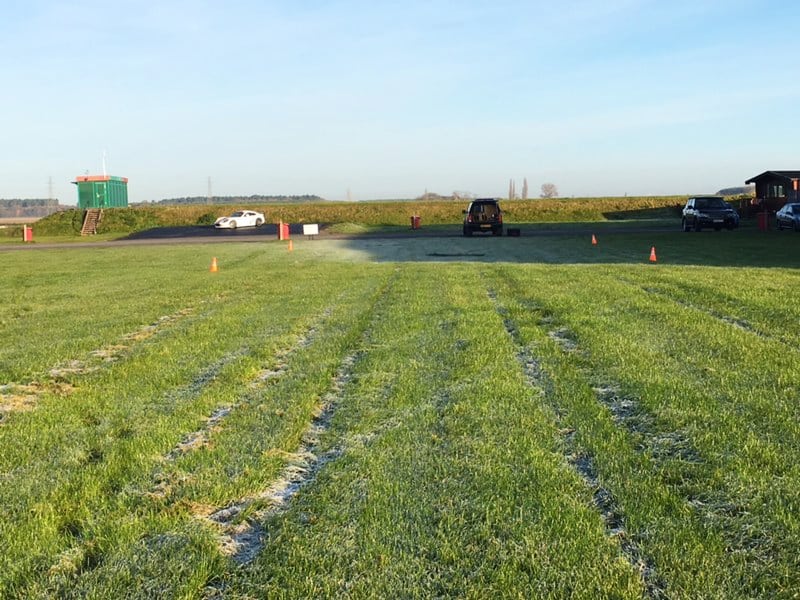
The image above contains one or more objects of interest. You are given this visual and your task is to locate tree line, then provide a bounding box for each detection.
[149,194,324,205]
[0,198,62,218]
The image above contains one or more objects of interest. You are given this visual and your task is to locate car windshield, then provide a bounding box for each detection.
[695,198,727,209]
[230,211,245,217]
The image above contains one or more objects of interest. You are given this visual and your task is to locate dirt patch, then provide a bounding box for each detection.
[0,384,39,415]
[49,360,98,379]
[124,308,195,342]
[167,406,232,460]
[0,382,75,420]
[88,345,128,361]
[548,327,579,352]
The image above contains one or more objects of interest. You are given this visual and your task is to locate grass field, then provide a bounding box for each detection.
[2,230,800,598]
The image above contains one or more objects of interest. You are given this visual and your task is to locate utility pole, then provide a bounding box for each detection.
[207,177,213,205]
[48,176,54,202]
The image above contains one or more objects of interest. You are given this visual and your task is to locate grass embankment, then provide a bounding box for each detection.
[2,196,691,241]
[2,239,799,597]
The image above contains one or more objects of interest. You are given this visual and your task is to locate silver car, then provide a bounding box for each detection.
[776,203,800,231]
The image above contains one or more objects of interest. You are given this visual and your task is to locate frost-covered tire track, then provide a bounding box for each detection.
[615,276,772,341]
[592,385,702,464]
[0,307,196,421]
[151,306,337,498]
[201,274,397,570]
[203,351,361,566]
[486,285,665,598]
[49,307,197,380]
[251,306,334,385]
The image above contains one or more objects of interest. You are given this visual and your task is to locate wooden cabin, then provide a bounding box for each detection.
[744,171,800,213]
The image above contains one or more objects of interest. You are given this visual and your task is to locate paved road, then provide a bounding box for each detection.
[1,223,676,251]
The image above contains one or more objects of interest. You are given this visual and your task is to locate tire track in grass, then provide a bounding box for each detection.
[0,307,198,422]
[614,275,771,342]
[40,299,344,588]
[250,307,333,385]
[49,307,198,380]
[494,285,705,468]
[486,286,666,599]
[591,385,702,465]
[40,344,254,583]
[491,270,800,596]
[205,351,361,567]
[164,348,250,405]
[200,275,396,576]
[150,307,336,498]
[607,276,799,588]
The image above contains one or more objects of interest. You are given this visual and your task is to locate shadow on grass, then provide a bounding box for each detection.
[336,225,800,268]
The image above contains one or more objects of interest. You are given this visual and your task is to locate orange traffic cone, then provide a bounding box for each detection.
[649,247,657,263]
[591,234,597,246]
[288,240,293,252]
[210,257,219,272]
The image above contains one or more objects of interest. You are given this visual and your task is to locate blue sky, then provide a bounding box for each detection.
[2,0,799,204]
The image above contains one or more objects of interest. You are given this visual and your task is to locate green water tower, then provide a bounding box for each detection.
[73,175,129,208]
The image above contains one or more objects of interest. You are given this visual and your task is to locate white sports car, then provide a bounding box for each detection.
[214,210,265,229]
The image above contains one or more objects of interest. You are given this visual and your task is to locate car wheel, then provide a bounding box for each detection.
[794,220,800,232]
[255,218,264,227]
[682,218,691,232]
[777,220,783,230]
[463,227,472,237]
[229,221,237,229]
[694,219,702,232]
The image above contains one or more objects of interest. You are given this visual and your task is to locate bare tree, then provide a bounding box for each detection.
[540,183,559,198]
[453,191,476,201]
[522,178,528,200]
[509,179,518,200]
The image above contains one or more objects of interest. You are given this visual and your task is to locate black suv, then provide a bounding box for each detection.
[682,196,739,231]
[463,198,503,236]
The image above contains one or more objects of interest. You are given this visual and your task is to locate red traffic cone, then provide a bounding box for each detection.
[649,247,657,263]
[591,234,597,246]
[210,257,219,272]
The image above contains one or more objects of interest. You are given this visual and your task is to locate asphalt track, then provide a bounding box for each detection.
[0,223,675,252]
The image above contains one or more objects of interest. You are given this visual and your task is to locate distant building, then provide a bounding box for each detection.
[744,171,800,212]
[72,175,128,209]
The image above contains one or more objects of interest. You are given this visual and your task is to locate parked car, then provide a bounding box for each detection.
[776,203,800,231]
[463,198,503,236]
[214,210,265,229]
[681,196,739,231]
